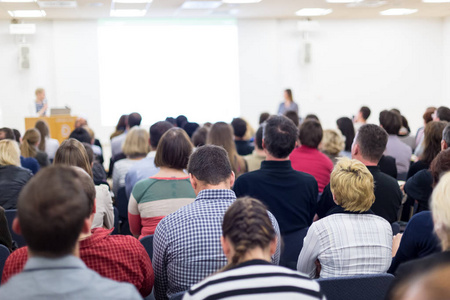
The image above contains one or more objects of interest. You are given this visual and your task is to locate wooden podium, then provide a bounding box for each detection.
[25,116,77,144]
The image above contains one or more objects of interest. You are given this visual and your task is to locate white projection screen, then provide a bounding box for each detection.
[98,19,240,126]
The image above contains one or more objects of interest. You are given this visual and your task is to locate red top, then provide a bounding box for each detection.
[289,146,334,193]
[1,228,154,297]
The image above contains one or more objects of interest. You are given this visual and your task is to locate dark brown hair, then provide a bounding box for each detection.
[259,112,270,125]
[430,149,450,186]
[54,138,93,178]
[423,107,437,124]
[187,145,232,185]
[35,120,49,151]
[356,124,388,162]
[421,121,448,164]
[149,121,174,149]
[154,128,193,170]
[299,119,323,149]
[191,127,209,147]
[336,117,355,152]
[263,115,298,158]
[284,110,299,127]
[379,110,402,135]
[284,89,293,102]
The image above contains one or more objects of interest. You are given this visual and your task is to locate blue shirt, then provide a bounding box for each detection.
[0,255,142,300]
[20,156,40,175]
[124,151,159,199]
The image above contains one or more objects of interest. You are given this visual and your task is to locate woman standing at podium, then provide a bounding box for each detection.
[277,89,298,116]
[34,88,48,117]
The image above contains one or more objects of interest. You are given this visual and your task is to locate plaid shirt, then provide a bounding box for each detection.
[153,189,281,300]
[2,228,154,297]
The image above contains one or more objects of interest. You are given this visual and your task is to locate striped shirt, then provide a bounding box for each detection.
[128,177,196,238]
[297,211,392,278]
[184,260,325,300]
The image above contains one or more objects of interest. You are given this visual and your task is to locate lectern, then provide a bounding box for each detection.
[25,116,77,144]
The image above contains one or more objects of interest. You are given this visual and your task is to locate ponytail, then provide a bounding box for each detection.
[21,128,40,158]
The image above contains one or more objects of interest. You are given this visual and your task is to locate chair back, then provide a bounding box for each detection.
[140,235,154,261]
[317,273,395,300]
[4,209,26,248]
[0,244,10,284]
[116,186,132,235]
[280,227,309,270]
[170,291,185,300]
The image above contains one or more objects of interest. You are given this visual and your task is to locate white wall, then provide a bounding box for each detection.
[0,17,448,148]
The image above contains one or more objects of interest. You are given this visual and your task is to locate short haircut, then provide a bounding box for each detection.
[355,124,388,162]
[176,115,188,128]
[330,158,375,212]
[431,171,450,250]
[255,126,263,150]
[187,145,232,185]
[436,106,450,122]
[443,124,450,146]
[360,106,371,120]
[183,122,200,138]
[259,112,270,125]
[336,117,355,152]
[17,166,91,257]
[305,114,319,122]
[284,110,299,127]
[0,127,16,141]
[69,127,91,144]
[54,138,93,178]
[0,139,21,166]
[299,120,323,149]
[321,129,345,156]
[149,121,174,149]
[379,110,402,135]
[191,127,209,147]
[122,127,150,157]
[35,88,44,96]
[128,112,142,128]
[263,115,298,159]
[154,128,193,170]
[231,118,247,138]
[430,149,450,186]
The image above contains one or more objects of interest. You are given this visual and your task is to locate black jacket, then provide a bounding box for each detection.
[0,165,32,209]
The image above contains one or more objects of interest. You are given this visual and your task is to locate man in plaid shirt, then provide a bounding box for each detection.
[153,145,281,300]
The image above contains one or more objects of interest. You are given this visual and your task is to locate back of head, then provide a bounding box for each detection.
[187,145,232,185]
[299,120,323,149]
[72,167,96,215]
[176,115,188,128]
[436,106,450,122]
[360,106,371,121]
[191,127,209,147]
[305,114,319,122]
[321,129,345,156]
[330,158,375,212]
[231,118,247,139]
[17,165,91,257]
[69,127,91,144]
[356,124,388,162]
[259,112,270,125]
[21,128,40,158]
[431,171,450,250]
[165,117,177,126]
[154,128,193,170]
[34,120,49,151]
[82,143,94,165]
[116,114,128,131]
[183,122,200,138]
[263,115,298,159]
[128,112,142,128]
[284,111,299,127]
[12,129,21,143]
[254,126,264,150]
[421,121,448,164]
[430,149,450,186]
[379,110,402,135]
[443,124,450,148]
[0,139,21,166]
[149,121,174,149]
[54,138,93,178]
[0,127,16,141]
[207,122,236,155]
[221,197,275,270]
[122,127,150,157]
[336,117,355,152]
[423,107,437,124]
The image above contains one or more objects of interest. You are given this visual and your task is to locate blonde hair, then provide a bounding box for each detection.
[21,128,41,158]
[0,140,21,166]
[330,158,375,212]
[122,127,150,157]
[82,125,95,140]
[431,171,450,251]
[321,129,345,155]
[35,88,44,96]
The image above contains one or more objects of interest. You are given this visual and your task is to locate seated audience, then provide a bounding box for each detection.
[298,158,392,278]
[380,110,412,179]
[125,121,173,198]
[153,145,280,300]
[415,107,436,156]
[69,127,92,144]
[234,115,318,235]
[176,115,188,128]
[54,139,114,230]
[290,120,333,193]
[185,197,324,300]
[0,166,142,299]
[305,114,320,122]
[83,143,107,186]
[284,110,300,127]
[320,129,345,165]
[34,120,59,160]
[336,117,355,158]
[183,122,200,138]
[433,106,450,122]
[259,112,270,124]
[110,114,128,140]
[0,207,13,252]
[83,126,103,159]
[111,112,142,158]
[20,128,50,168]
[128,128,196,238]
[398,114,416,150]
[191,126,208,147]
[244,126,266,172]
[231,117,254,156]
[207,122,248,177]
[112,127,149,196]
[0,140,32,209]
[12,129,21,143]
[0,127,39,174]
[317,125,402,224]
[353,105,371,131]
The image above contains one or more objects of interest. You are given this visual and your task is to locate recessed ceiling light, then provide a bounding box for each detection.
[295,8,332,16]
[181,1,222,9]
[380,8,418,15]
[8,10,46,17]
[222,0,261,3]
[326,0,362,3]
[113,0,152,3]
[0,0,35,2]
[110,9,147,17]
[422,0,450,2]
[38,1,77,8]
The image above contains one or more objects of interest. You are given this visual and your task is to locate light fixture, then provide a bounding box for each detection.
[8,10,46,17]
[422,0,450,2]
[222,0,261,3]
[379,8,418,15]
[110,9,147,17]
[326,0,362,3]
[38,1,77,8]
[113,0,152,3]
[0,0,35,2]
[295,8,332,16]
[181,1,222,9]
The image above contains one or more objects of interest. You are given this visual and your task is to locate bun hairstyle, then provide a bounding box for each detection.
[221,197,275,271]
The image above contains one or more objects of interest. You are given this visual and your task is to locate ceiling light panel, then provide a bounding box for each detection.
[181,1,222,9]
[110,9,147,16]
[379,8,418,15]
[0,0,35,3]
[295,8,332,16]
[422,0,450,2]
[8,9,46,17]
[113,0,152,4]
[222,0,261,3]
[38,1,77,8]
[326,0,363,3]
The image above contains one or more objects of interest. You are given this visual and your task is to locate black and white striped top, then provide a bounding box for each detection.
[184,260,325,300]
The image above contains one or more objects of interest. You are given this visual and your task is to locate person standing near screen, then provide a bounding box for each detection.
[277,88,298,115]
[34,88,48,117]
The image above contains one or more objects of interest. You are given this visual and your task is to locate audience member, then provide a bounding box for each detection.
[112,127,149,196]
[244,126,266,172]
[69,127,91,144]
[278,88,298,115]
[83,143,107,186]
[20,128,50,168]
[0,207,13,252]
[54,139,114,230]
[110,114,128,140]
[433,106,450,122]
[207,122,248,177]
[74,116,88,128]
[183,122,200,138]
[0,166,142,299]
[34,120,59,160]
[353,105,371,131]
[234,115,318,235]
[231,117,254,156]
[0,140,32,209]
[259,112,270,124]
[82,126,103,160]
[317,124,402,224]
[125,121,173,198]
[298,158,392,278]
[111,112,142,157]
[153,145,280,300]
[284,110,300,127]
[176,115,188,128]
[320,129,345,165]
[290,120,333,193]
[305,114,319,122]
[128,128,195,238]
[165,117,177,126]
[185,197,324,300]
[415,107,436,153]
[398,115,416,150]
[336,117,355,158]
[12,129,21,143]
[0,127,39,174]
[191,126,208,147]
[378,155,398,179]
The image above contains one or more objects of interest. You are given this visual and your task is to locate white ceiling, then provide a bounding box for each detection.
[1,0,450,20]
